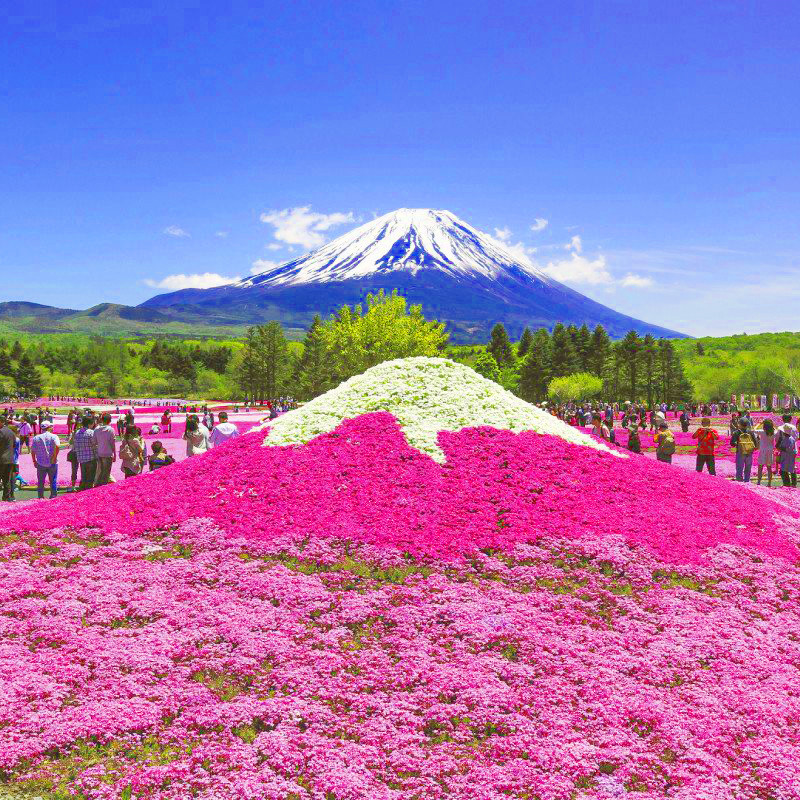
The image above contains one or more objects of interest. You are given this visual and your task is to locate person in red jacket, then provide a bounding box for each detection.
[692,417,719,475]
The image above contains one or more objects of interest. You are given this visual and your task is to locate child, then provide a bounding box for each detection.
[777,423,797,488]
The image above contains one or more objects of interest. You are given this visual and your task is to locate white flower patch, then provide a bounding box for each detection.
[262,357,623,462]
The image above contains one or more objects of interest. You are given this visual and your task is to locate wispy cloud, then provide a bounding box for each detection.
[260,206,355,250]
[214,231,228,238]
[530,218,549,233]
[619,273,654,288]
[144,272,238,291]
[163,225,190,238]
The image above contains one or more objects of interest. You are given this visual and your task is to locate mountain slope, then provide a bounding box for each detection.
[145,208,685,341]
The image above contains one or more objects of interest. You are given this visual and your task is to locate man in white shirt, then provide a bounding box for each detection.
[93,413,117,487]
[209,413,240,448]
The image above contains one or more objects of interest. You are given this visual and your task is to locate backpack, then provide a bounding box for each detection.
[658,434,676,456]
[609,428,616,445]
[738,432,756,456]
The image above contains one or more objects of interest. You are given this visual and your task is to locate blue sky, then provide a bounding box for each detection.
[2,1,799,336]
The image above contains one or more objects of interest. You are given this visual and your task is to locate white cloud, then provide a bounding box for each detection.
[143,272,239,291]
[251,258,279,274]
[163,225,190,238]
[620,273,654,288]
[530,218,549,232]
[565,235,583,253]
[544,251,613,285]
[490,226,537,268]
[266,243,282,251]
[215,231,228,238]
[260,205,355,250]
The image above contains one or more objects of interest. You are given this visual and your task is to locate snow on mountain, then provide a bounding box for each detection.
[237,208,554,288]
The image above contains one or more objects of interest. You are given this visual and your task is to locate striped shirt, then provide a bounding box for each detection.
[73,427,97,464]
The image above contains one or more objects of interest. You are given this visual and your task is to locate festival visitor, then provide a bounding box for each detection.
[161,409,172,432]
[0,417,15,502]
[17,417,33,452]
[590,414,610,441]
[692,417,719,475]
[755,419,776,487]
[93,413,117,487]
[654,422,675,464]
[30,420,60,499]
[184,418,210,456]
[777,423,798,488]
[120,427,146,478]
[209,412,240,448]
[780,414,798,437]
[148,441,175,471]
[65,435,79,490]
[66,410,75,435]
[729,412,740,438]
[679,408,690,433]
[627,423,642,454]
[731,419,758,483]
[149,423,161,435]
[74,416,98,491]
[116,414,126,436]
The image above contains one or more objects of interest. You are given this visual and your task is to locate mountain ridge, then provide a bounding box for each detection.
[143,208,686,341]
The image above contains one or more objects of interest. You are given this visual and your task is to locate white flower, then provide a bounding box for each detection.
[262,358,623,463]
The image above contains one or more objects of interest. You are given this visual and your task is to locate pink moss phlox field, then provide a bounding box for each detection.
[1,413,796,564]
[3,413,800,798]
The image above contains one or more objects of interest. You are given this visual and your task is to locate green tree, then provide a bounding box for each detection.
[488,323,514,367]
[319,290,448,385]
[473,352,501,383]
[618,331,642,401]
[640,334,658,407]
[550,323,578,378]
[235,323,291,401]
[547,372,603,404]
[14,353,42,397]
[589,325,611,377]
[295,314,330,399]
[517,329,552,403]
[575,324,592,373]
[517,327,533,359]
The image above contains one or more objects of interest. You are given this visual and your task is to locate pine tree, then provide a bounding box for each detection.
[14,353,42,397]
[517,327,534,359]
[618,330,642,401]
[518,329,552,402]
[295,314,330,399]
[488,323,515,367]
[641,334,658,407]
[590,325,611,378]
[550,323,578,378]
[256,321,292,400]
[0,350,12,376]
[236,328,263,401]
[575,324,592,372]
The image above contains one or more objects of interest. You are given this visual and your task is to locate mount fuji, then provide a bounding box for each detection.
[142,208,685,341]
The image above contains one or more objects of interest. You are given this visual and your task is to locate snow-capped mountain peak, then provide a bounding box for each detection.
[237,208,552,288]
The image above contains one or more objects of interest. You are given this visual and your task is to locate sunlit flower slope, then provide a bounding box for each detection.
[1,359,800,800]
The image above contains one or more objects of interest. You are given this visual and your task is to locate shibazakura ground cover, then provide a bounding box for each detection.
[2,360,800,800]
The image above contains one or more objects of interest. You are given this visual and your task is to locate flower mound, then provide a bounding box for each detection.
[1,361,800,799]
[263,357,619,462]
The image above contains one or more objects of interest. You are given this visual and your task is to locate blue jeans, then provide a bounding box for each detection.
[36,464,58,499]
[736,452,753,483]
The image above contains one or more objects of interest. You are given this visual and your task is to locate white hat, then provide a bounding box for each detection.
[40,419,54,428]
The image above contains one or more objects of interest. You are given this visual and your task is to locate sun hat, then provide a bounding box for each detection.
[40,420,53,428]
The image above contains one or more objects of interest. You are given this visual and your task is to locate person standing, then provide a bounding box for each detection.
[692,417,719,475]
[679,409,690,433]
[209,412,240,448]
[184,418,210,456]
[30,419,60,499]
[0,416,17,501]
[755,419,777,487]
[74,416,98,490]
[119,426,146,478]
[17,417,33,452]
[93,413,116,486]
[777,423,798,488]
[654,422,676,464]
[731,419,758,483]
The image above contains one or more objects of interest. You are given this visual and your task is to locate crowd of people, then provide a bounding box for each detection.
[549,401,800,487]
[0,406,249,503]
